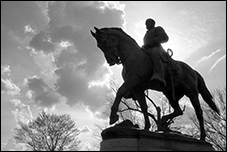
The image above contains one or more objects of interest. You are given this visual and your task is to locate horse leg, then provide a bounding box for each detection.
[109,76,140,125]
[162,91,183,126]
[134,91,150,130]
[188,93,205,141]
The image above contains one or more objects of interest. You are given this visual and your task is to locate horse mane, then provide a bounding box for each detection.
[101,27,139,45]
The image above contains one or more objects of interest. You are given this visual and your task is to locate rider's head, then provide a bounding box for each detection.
[145,18,155,30]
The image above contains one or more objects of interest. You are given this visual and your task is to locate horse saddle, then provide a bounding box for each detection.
[164,49,180,76]
[142,47,180,76]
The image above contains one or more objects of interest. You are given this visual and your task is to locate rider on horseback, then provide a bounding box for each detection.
[142,18,169,86]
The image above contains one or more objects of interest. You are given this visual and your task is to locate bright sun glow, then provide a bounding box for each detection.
[134,20,146,46]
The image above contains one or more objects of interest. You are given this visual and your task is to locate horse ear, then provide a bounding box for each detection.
[94,27,102,34]
[90,30,97,38]
[94,27,99,32]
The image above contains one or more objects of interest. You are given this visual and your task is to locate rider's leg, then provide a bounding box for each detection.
[150,52,166,86]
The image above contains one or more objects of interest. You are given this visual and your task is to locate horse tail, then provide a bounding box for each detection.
[196,71,220,115]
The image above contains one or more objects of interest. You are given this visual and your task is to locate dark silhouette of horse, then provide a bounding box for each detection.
[90,27,220,141]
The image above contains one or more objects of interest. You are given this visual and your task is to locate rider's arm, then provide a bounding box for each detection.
[153,26,169,44]
[143,33,151,49]
[143,27,169,49]
[143,32,156,49]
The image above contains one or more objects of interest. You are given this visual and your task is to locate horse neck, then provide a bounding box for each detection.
[119,41,138,61]
[110,30,141,62]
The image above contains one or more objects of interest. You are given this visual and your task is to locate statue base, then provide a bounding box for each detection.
[100,126,214,151]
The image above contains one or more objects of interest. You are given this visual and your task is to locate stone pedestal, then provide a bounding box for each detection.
[100,126,214,151]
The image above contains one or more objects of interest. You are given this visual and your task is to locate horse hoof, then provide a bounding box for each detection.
[161,116,167,122]
[144,127,150,131]
[109,114,119,125]
[200,136,205,141]
[144,124,151,130]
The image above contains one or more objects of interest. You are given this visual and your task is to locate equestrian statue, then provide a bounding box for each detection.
[90,19,220,141]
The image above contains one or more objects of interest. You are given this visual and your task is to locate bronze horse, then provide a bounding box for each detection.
[90,27,220,141]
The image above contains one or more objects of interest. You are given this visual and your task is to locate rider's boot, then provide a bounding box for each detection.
[150,60,166,86]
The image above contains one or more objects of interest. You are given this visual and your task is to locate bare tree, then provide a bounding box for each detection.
[106,80,184,132]
[13,111,81,151]
[89,80,187,150]
[90,80,225,151]
[189,88,226,151]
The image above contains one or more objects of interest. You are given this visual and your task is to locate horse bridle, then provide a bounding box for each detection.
[91,27,121,65]
[105,35,121,64]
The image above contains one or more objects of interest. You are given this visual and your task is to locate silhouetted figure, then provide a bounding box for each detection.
[143,18,169,86]
[91,26,220,141]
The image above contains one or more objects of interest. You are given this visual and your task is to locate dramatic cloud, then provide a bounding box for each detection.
[1,65,11,76]
[11,99,33,125]
[79,126,92,133]
[1,138,24,151]
[54,64,110,110]
[23,25,36,34]
[31,50,58,88]
[24,76,60,108]
[30,31,55,53]
[208,54,226,73]
[1,79,20,95]
[28,1,126,110]
[1,1,48,39]
[195,49,221,67]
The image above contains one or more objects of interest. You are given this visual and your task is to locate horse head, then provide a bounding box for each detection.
[91,27,121,66]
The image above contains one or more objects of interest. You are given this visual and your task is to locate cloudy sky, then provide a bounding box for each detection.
[1,1,226,150]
